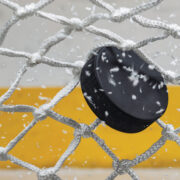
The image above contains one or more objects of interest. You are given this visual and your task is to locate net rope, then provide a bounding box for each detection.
[0,0,179,179]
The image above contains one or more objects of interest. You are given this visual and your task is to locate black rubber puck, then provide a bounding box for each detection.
[80,46,168,133]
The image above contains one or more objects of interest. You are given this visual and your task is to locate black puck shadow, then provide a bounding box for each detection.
[80,46,168,133]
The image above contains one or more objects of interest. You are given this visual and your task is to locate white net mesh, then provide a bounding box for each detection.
[0,0,180,179]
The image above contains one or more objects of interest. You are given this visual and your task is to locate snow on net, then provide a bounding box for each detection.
[0,0,180,179]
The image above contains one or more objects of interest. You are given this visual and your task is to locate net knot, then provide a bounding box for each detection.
[169,24,180,39]
[162,124,178,141]
[74,123,92,138]
[27,53,41,67]
[72,69,81,76]
[111,8,130,22]
[113,159,132,174]
[73,60,85,68]
[33,107,47,121]
[70,18,84,31]
[121,40,135,51]
[38,168,61,180]
[15,3,36,18]
[0,147,8,161]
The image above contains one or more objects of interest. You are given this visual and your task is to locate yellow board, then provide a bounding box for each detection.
[0,86,179,169]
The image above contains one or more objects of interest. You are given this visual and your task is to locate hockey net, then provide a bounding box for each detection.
[0,0,180,179]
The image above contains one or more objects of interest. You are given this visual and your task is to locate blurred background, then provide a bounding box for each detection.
[0,0,180,179]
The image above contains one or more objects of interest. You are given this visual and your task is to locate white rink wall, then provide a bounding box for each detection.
[0,0,180,87]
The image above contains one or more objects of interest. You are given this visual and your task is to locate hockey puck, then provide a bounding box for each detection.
[80,46,168,133]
